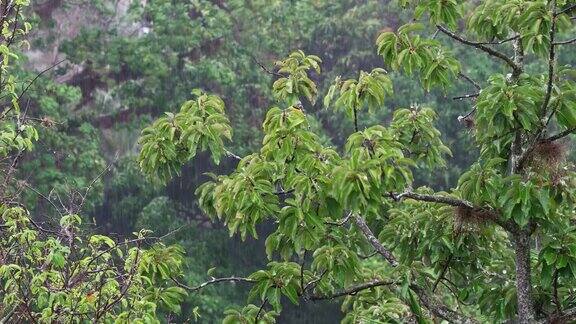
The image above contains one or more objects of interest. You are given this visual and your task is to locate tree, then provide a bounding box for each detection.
[140,0,576,322]
[0,2,188,322]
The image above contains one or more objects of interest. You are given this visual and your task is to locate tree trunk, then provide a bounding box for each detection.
[513,231,535,323]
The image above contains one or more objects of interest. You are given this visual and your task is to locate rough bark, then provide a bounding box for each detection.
[352,214,398,267]
[513,231,535,323]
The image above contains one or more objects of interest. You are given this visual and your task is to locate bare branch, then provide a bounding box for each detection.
[458,108,476,123]
[432,253,454,292]
[251,55,284,77]
[171,276,256,292]
[358,251,378,259]
[436,25,520,73]
[95,245,141,321]
[85,226,187,269]
[20,182,64,216]
[75,158,116,214]
[352,215,398,267]
[474,35,519,45]
[274,188,295,196]
[553,270,561,313]
[555,3,576,16]
[553,36,576,45]
[254,298,268,324]
[545,127,576,141]
[310,279,395,300]
[453,93,479,101]
[391,191,474,209]
[388,191,518,233]
[457,72,481,90]
[225,149,242,161]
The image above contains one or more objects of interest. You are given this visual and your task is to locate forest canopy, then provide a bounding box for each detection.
[1,0,576,323]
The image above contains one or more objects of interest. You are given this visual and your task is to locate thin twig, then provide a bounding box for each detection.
[553,270,561,313]
[473,35,519,45]
[21,182,63,216]
[353,107,359,132]
[86,226,187,269]
[325,211,352,226]
[458,72,481,90]
[254,298,268,324]
[18,59,65,101]
[302,269,328,295]
[358,251,378,259]
[0,59,66,119]
[453,93,479,100]
[458,108,477,122]
[251,55,284,77]
[171,276,256,292]
[75,157,116,213]
[432,254,454,292]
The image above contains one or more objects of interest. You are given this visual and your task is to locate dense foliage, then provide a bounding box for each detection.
[0,1,189,322]
[138,0,576,323]
[1,0,575,322]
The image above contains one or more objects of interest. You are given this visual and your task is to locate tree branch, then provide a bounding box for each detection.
[0,59,66,119]
[302,269,328,296]
[457,72,481,90]
[453,93,479,101]
[171,276,256,292]
[517,6,559,172]
[254,298,268,324]
[225,149,242,161]
[539,16,558,122]
[432,253,454,292]
[353,107,359,132]
[389,191,519,233]
[474,35,520,45]
[310,279,395,300]
[542,307,576,323]
[352,214,398,267]
[251,55,284,77]
[391,191,474,209]
[325,211,352,226]
[545,127,576,141]
[555,3,576,16]
[410,285,477,323]
[20,182,64,216]
[553,36,576,45]
[436,25,520,73]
